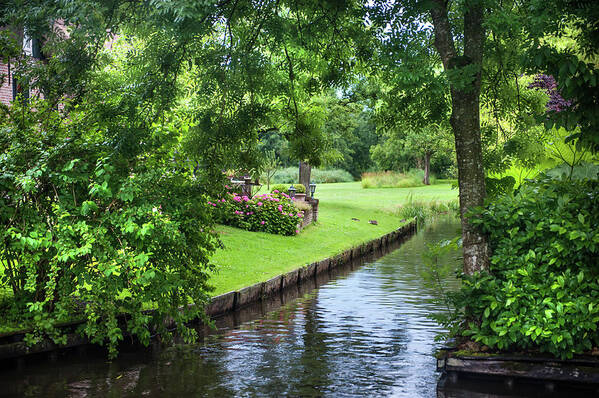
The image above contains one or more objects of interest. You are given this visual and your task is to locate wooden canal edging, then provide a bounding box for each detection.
[436,348,599,394]
[0,220,417,361]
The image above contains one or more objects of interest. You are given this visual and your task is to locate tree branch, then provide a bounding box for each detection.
[429,0,458,69]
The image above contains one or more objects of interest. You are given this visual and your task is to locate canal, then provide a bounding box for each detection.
[0,218,585,397]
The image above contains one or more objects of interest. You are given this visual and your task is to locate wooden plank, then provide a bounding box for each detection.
[446,357,599,384]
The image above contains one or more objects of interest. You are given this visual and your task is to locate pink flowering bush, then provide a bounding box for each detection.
[209,191,304,235]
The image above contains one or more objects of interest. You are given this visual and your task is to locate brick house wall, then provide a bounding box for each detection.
[1,21,78,107]
[0,61,14,106]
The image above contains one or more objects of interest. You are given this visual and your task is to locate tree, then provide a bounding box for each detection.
[369,0,490,273]
[319,90,379,178]
[524,0,599,151]
[0,0,371,354]
[427,0,490,274]
[404,124,453,185]
[373,63,453,184]
[261,150,280,191]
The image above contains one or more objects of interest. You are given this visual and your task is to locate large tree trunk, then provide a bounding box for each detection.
[430,0,489,274]
[299,161,311,193]
[423,152,431,185]
[450,86,490,275]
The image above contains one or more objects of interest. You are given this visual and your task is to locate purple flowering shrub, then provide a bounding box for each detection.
[208,190,304,235]
[528,74,572,113]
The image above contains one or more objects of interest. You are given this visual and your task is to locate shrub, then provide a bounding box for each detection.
[311,168,354,183]
[361,169,436,188]
[270,183,306,194]
[453,177,599,359]
[486,176,516,199]
[271,167,354,184]
[210,191,304,235]
[294,200,312,212]
[271,167,298,184]
[545,161,599,181]
[0,100,218,357]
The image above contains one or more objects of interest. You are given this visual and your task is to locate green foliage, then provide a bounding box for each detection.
[371,79,456,179]
[453,177,599,359]
[318,91,379,177]
[0,100,218,357]
[369,135,416,172]
[546,162,599,181]
[270,167,300,184]
[479,32,551,176]
[421,237,462,339]
[524,0,599,151]
[310,169,354,183]
[210,192,303,236]
[270,184,306,194]
[260,150,279,191]
[0,30,19,89]
[256,91,380,178]
[271,167,354,184]
[370,131,456,179]
[485,176,516,199]
[258,131,293,168]
[487,128,599,186]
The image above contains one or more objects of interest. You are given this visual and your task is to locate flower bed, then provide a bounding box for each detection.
[209,190,304,235]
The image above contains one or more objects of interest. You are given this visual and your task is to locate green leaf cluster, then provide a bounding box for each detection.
[270,184,306,194]
[0,99,218,357]
[454,177,599,358]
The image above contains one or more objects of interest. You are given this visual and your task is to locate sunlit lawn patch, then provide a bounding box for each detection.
[209,182,457,295]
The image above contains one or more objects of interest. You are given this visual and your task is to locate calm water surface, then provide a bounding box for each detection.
[2,218,548,397]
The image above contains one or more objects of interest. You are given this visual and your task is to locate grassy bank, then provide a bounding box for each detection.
[0,182,457,334]
[209,182,457,295]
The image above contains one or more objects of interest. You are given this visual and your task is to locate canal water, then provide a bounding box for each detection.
[1,218,587,397]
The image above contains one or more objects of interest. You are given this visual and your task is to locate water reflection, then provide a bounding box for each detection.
[2,219,463,397]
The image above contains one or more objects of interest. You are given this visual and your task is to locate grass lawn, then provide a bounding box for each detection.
[209,182,457,295]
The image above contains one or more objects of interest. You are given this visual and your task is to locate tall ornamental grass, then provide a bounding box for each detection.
[361,169,438,188]
[395,193,459,224]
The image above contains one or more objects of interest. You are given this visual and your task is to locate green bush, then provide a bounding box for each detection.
[271,167,354,184]
[545,161,599,181]
[453,177,599,359]
[271,167,298,184]
[270,183,306,194]
[210,191,304,235]
[0,99,218,357]
[362,169,436,188]
[312,168,355,183]
[485,176,516,199]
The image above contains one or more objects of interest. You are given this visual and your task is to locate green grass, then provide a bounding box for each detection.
[395,193,460,224]
[209,182,457,295]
